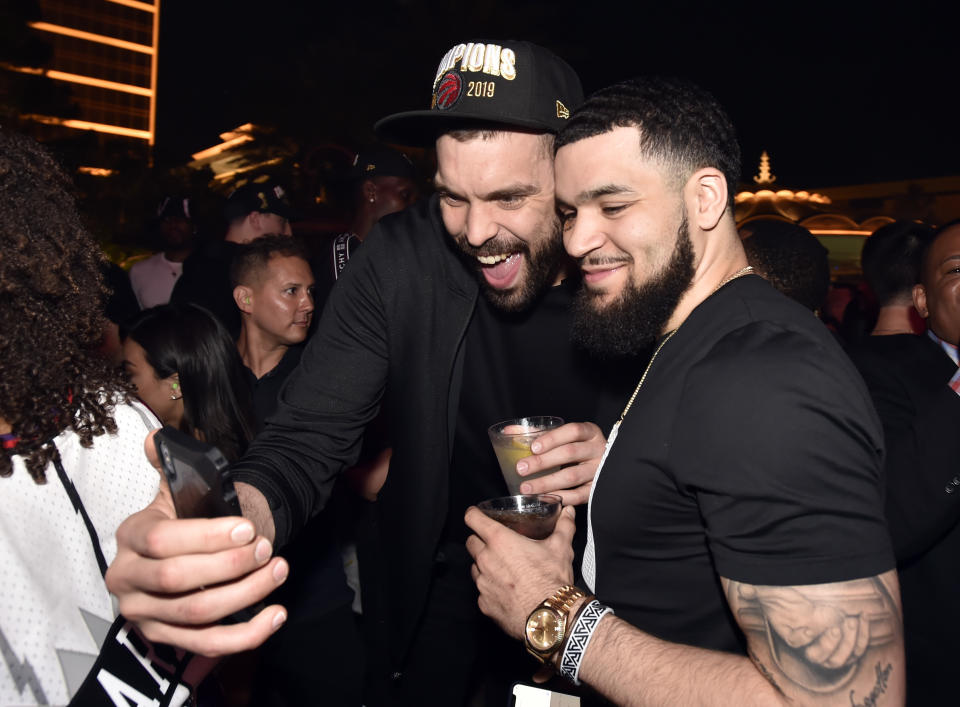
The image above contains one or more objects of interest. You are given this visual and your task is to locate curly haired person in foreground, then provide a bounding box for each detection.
[0,131,198,706]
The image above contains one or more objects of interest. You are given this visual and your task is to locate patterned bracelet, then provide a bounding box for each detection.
[558,599,614,685]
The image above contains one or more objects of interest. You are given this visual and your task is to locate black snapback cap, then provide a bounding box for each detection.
[223,181,297,221]
[375,40,583,147]
[350,147,417,180]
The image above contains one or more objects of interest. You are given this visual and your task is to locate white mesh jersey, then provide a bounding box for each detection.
[1,398,160,706]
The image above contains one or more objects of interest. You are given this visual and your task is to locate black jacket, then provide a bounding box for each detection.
[233,197,479,666]
[849,333,960,705]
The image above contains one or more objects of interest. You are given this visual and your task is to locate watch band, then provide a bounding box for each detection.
[558,599,614,685]
[545,585,585,614]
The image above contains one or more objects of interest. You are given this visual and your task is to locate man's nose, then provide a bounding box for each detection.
[464,204,499,248]
[563,214,605,259]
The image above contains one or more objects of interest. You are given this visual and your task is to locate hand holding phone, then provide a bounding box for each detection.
[154,426,263,623]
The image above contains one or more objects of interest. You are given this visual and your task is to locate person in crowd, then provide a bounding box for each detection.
[314,146,419,304]
[130,196,196,310]
[123,303,254,463]
[232,235,315,430]
[230,235,362,705]
[860,219,934,336]
[740,218,830,312]
[848,218,960,704]
[98,259,142,365]
[464,77,903,706]
[0,131,197,706]
[171,181,295,337]
[106,40,631,705]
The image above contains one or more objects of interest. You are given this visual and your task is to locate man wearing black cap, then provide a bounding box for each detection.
[130,196,195,309]
[108,40,625,704]
[314,146,419,305]
[170,181,294,337]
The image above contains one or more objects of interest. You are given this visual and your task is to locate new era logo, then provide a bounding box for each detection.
[556,100,570,119]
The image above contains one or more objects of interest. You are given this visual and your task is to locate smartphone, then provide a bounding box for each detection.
[154,426,260,623]
[154,426,240,519]
[511,683,581,707]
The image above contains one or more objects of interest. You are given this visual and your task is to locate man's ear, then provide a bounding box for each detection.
[234,285,253,314]
[687,167,727,232]
[912,283,929,318]
[362,179,377,204]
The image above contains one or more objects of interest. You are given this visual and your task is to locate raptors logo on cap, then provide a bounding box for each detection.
[433,71,463,111]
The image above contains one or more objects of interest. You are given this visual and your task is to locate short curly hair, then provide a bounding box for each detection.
[555,76,741,209]
[741,220,831,312]
[0,131,124,482]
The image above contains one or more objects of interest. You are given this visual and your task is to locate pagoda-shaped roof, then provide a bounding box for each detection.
[735,151,833,224]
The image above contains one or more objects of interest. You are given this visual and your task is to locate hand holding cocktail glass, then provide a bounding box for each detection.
[478,416,607,539]
[488,418,607,506]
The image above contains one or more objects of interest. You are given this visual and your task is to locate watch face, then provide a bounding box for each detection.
[526,608,564,652]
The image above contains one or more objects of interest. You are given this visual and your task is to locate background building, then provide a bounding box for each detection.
[2,0,159,168]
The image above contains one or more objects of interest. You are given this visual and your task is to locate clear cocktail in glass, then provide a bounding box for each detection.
[487,416,564,495]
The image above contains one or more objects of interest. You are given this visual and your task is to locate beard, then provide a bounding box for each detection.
[571,213,695,358]
[453,217,565,313]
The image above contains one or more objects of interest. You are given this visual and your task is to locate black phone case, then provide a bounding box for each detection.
[154,426,261,623]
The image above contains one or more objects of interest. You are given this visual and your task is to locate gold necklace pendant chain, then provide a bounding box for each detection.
[619,328,678,422]
[712,265,754,294]
[618,266,754,423]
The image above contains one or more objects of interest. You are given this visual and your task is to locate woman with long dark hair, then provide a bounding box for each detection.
[123,303,255,462]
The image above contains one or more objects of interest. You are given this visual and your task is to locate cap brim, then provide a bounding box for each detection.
[374,109,556,148]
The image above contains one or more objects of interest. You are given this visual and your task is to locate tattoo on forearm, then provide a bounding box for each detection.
[731,577,898,693]
[747,647,785,696]
[848,662,892,707]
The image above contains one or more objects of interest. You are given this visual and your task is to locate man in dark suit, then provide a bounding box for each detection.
[849,218,960,705]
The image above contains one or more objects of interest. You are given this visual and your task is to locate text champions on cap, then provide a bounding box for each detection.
[433,43,517,88]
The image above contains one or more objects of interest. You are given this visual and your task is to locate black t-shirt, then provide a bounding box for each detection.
[444,279,637,546]
[244,344,304,433]
[589,275,894,654]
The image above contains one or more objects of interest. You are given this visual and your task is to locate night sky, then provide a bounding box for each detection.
[156,1,955,189]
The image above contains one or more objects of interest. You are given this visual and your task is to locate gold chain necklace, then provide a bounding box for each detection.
[618,266,754,421]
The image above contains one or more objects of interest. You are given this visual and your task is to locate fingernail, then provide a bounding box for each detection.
[520,482,531,493]
[254,538,272,563]
[272,611,287,631]
[531,442,542,453]
[516,461,528,474]
[273,560,289,583]
[231,523,255,544]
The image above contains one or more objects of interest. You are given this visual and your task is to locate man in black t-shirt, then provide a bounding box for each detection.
[313,147,419,308]
[467,77,904,705]
[231,235,315,430]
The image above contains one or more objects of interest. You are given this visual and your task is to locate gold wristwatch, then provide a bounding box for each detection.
[524,585,586,663]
